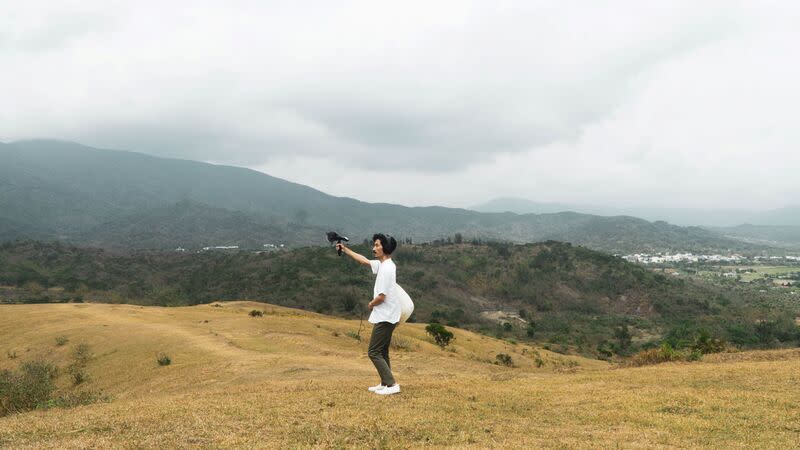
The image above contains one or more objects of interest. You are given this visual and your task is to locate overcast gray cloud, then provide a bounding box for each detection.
[2,1,798,209]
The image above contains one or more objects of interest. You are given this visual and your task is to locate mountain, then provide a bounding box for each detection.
[472,197,800,227]
[470,197,584,215]
[710,224,800,250]
[0,140,774,253]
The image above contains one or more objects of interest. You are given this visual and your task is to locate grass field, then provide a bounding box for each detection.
[1,302,799,448]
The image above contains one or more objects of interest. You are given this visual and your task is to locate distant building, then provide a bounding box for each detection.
[201,246,240,251]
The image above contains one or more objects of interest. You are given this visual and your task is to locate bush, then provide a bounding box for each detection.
[626,342,701,367]
[496,353,514,367]
[55,336,69,346]
[249,310,264,317]
[6,350,17,360]
[67,343,92,385]
[157,353,171,366]
[426,323,454,349]
[69,368,89,385]
[0,361,58,416]
[691,330,725,354]
[72,343,92,365]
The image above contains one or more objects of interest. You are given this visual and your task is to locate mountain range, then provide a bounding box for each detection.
[471,197,800,227]
[0,139,793,253]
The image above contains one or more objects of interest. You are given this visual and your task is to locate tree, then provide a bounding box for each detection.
[426,323,454,349]
[614,325,632,352]
[454,233,463,244]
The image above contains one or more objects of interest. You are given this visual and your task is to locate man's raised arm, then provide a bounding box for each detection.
[336,243,371,266]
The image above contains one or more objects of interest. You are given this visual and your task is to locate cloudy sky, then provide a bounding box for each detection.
[2,1,798,210]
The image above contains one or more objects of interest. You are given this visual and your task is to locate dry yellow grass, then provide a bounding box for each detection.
[1,301,799,448]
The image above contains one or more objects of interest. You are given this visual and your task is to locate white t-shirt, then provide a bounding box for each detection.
[368,258,401,324]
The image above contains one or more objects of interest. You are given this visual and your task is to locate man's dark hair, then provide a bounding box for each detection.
[372,233,398,255]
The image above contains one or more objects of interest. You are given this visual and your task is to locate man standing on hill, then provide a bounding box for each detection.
[336,233,401,395]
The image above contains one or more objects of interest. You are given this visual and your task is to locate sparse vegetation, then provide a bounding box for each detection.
[0,302,798,448]
[55,336,69,346]
[69,368,89,385]
[157,353,172,366]
[72,343,92,366]
[67,343,92,386]
[390,335,416,351]
[345,331,361,341]
[41,390,111,409]
[0,361,58,416]
[249,310,264,317]
[626,343,704,367]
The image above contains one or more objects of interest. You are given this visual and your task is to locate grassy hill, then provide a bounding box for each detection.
[0,140,770,254]
[2,240,798,359]
[1,302,798,447]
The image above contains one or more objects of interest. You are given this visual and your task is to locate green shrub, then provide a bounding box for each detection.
[249,310,264,317]
[6,350,17,360]
[426,323,454,349]
[691,330,725,354]
[157,353,171,366]
[0,361,58,416]
[496,353,514,367]
[55,336,69,346]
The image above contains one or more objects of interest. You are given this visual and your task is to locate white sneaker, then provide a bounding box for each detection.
[368,384,386,392]
[375,384,400,395]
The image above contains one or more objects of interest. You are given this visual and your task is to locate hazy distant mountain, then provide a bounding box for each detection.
[472,197,800,227]
[79,200,328,250]
[710,224,800,250]
[0,140,775,253]
[470,197,584,215]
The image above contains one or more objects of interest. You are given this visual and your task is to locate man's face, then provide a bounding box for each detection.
[373,239,384,258]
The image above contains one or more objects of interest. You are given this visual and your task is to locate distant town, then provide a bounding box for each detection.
[622,252,800,265]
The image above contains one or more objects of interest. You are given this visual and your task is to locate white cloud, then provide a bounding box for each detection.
[2,1,798,209]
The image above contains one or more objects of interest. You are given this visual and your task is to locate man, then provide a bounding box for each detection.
[336,233,401,395]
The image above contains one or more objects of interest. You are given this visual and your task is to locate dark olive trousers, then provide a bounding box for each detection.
[368,321,398,386]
